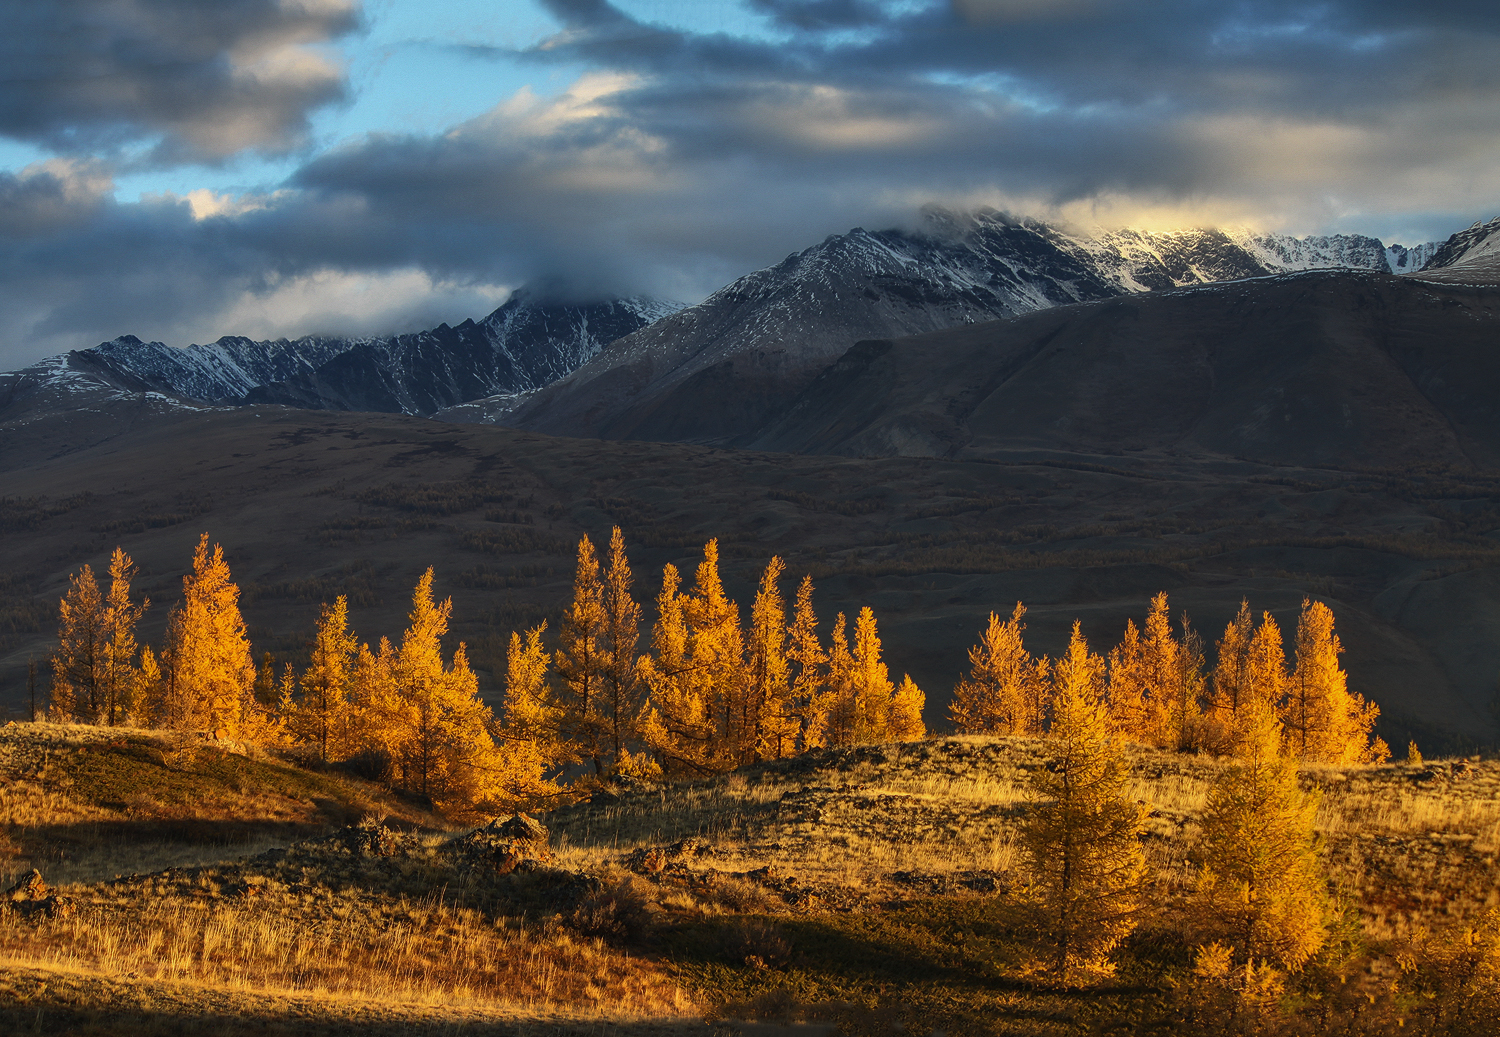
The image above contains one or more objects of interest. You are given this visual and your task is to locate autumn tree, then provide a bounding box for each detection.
[1137,592,1182,745]
[160,535,261,740]
[286,595,359,762]
[746,556,797,761]
[51,562,104,721]
[99,547,147,725]
[683,539,750,762]
[823,607,924,746]
[1106,618,1148,741]
[950,603,1049,735]
[1022,620,1147,978]
[1194,698,1328,981]
[821,612,857,747]
[1166,612,1206,751]
[1209,600,1254,736]
[1283,599,1387,764]
[599,527,650,775]
[500,621,570,786]
[1209,603,1290,755]
[639,562,719,775]
[554,534,609,773]
[785,575,829,750]
[382,569,526,813]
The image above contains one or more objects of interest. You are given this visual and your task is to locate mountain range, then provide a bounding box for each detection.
[7,210,1491,435]
[0,290,678,424]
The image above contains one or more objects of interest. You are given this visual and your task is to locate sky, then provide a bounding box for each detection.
[2,0,1499,369]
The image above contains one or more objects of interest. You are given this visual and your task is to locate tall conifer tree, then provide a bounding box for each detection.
[746,556,795,761]
[1195,699,1328,977]
[382,569,522,811]
[1284,599,1387,764]
[951,603,1047,735]
[99,547,147,726]
[1138,592,1181,746]
[288,595,358,762]
[162,534,258,739]
[684,539,748,763]
[1022,620,1147,977]
[599,527,647,774]
[785,575,829,750]
[1211,600,1254,720]
[639,563,718,774]
[1106,618,1148,741]
[51,563,104,721]
[555,535,609,773]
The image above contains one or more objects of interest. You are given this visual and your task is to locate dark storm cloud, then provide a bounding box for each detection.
[5,0,1500,368]
[0,0,361,164]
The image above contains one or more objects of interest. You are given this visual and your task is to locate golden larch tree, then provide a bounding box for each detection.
[286,595,359,762]
[51,562,104,721]
[1194,697,1328,978]
[639,563,720,775]
[500,621,572,779]
[785,574,829,750]
[821,612,857,747]
[383,569,521,813]
[131,646,163,725]
[99,547,147,725]
[1137,592,1181,746]
[599,526,649,775]
[1284,599,1387,764]
[850,606,893,744]
[951,603,1048,735]
[161,534,260,739]
[1209,600,1255,736]
[746,556,796,762]
[1106,618,1148,742]
[554,534,609,774]
[349,636,400,771]
[823,607,922,746]
[682,539,749,764]
[1166,612,1206,751]
[889,673,926,741]
[1239,612,1289,754]
[1021,620,1147,978]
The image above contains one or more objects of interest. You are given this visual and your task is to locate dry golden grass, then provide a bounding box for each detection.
[4,723,1500,1033]
[0,721,435,886]
[0,893,686,1015]
[0,962,711,1036]
[547,736,1500,934]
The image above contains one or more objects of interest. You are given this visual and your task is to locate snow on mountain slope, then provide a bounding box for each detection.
[1415,216,1500,285]
[505,210,1490,446]
[1387,241,1444,274]
[242,292,680,415]
[1229,231,1392,274]
[2,290,682,423]
[506,211,1144,443]
[85,334,356,402]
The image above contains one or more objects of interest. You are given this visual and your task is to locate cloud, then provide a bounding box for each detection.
[0,0,362,164]
[4,0,1500,370]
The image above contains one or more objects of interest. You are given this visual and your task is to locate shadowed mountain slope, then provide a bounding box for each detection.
[753,271,1500,469]
[504,213,1423,445]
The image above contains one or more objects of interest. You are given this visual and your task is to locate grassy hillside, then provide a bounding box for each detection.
[0,722,439,886]
[2,723,1497,1034]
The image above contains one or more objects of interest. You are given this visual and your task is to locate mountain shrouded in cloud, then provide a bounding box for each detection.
[1,0,1499,370]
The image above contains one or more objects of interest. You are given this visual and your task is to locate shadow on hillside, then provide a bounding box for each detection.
[4,820,338,886]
